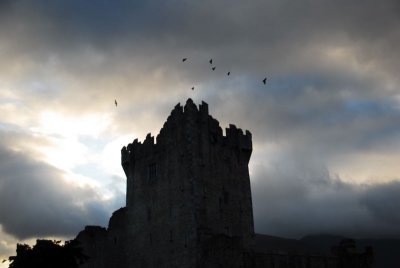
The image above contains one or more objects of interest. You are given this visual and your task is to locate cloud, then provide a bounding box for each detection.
[251,152,400,239]
[2,0,399,77]
[0,0,400,241]
[360,182,400,227]
[1,0,399,127]
[0,129,116,239]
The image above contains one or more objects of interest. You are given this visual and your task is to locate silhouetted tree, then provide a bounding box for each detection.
[8,239,87,268]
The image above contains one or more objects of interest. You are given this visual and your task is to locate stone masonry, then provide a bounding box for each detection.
[120,99,254,268]
[77,99,254,268]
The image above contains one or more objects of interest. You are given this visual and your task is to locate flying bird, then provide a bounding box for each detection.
[263,77,267,84]
[212,67,216,71]
[182,58,187,62]
[209,59,213,64]
[115,99,118,107]
[2,260,6,263]
[191,86,194,90]
[227,72,230,76]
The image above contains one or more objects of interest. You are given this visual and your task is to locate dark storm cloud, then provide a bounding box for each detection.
[360,183,400,226]
[1,0,400,240]
[251,157,400,239]
[208,73,400,159]
[0,130,114,239]
[1,0,399,115]
[2,0,400,73]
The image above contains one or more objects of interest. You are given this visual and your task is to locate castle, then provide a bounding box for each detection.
[75,99,373,268]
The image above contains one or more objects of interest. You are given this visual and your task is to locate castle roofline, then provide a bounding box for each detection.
[121,99,252,164]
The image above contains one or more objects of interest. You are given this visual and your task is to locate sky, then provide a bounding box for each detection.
[1,0,400,263]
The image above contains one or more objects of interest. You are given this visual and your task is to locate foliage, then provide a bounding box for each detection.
[7,239,87,268]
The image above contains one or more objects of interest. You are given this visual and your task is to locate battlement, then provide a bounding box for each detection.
[121,99,252,169]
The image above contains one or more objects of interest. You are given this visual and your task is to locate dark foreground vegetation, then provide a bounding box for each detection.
[6,239,87,268]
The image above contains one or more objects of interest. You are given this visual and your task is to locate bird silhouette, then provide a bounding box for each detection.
[2,260,6,263]
[212,67,216,71]
[263,78,267,84]
[227,72,230,76]
[209,59,213,64]
[182,58,187,62]
[191,86,194,90]
[115,99,118,106]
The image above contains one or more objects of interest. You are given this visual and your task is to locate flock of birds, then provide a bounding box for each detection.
[182,57,268,91]
[114,57,268,107]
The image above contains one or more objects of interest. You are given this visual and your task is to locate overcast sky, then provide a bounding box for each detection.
[1,0,400,263]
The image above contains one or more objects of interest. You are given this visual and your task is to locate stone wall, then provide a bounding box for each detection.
[120,99,254,267]
[75,226,107,268]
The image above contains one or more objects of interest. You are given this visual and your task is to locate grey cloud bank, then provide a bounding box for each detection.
[0,130,114,239]
[252,157,400,239]
[0,0,400,249]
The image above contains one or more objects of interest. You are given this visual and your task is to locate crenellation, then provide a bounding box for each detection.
[223,123,253,157]
[144,133,154,145]
[121,146,129,176]
[173,102,183,113]
[126,100,251,163]
[199,101,209,117]
[184,98,198,113]
[126,138,140,156]
[241,131,252,152]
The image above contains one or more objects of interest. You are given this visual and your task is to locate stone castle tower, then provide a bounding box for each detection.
[76,99,254,268]
[75,99,374,268]
[120,99,254,267]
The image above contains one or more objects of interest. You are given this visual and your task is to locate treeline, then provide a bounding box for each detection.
[5,239,87,268]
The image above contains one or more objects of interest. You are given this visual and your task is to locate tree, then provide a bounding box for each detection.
[7,239,87,268]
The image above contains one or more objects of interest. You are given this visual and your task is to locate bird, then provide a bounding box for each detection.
[212,67,216,71]
[262,77,267,84]
[191,86,194,90]
[182,58,187,62]
[2,260,6,263]
[115,99,118,107]
[227,72,230,76]
[209,59,213,64]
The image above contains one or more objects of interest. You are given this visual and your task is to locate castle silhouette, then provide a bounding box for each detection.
[75,99,373,268]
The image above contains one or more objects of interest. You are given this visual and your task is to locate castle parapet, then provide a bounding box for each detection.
[121,99,252,168]
[225,124,252,162]
[199,101,209,118]
[144,133,154,145]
